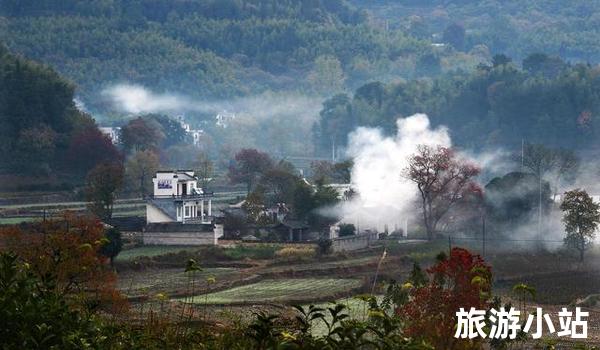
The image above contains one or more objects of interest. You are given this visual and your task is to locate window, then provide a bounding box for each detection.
[185,206,190,217]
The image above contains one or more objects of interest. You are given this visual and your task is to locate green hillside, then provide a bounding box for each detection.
[0,0,476,112]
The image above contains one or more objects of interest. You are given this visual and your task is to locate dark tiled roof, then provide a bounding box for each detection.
[107,216,146,231]
[147,198,177,220]
[145,222,213,232]
[273,219,309,230]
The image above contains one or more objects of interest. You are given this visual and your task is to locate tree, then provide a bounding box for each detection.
[405,145,481,240]
[520,143,556,179]
[0,212,122,300]
[120,117,164,152]
[311,160,353,184]
[338,223,356,237]
[442,23,465,51]
[314,93,354,159]
[228,148,273,193]
[416,53,441,76]
[194,152,214,189]
[308,55,345,94]
[485,172,552,231]
[522,53,566,78]
[399,248,491,349]
[242,185,272,226]
[125,150,160,198]
[492,54,512,67]
[147,114,189,147]
[65,126,123,175]
[86,162,124,221]
[14,125,56,174]
[261,166,300,204]
[560,189,600,262]
[0,253,109,349]
[100,227,123,267]
[308,184,341,229]
[520,143,579,200]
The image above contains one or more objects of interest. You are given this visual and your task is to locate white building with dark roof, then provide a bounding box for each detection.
[145,170,221,245]
[147,170,213,224]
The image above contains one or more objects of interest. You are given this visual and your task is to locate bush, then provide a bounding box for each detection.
[317,238,333,256]
[222,244,279,260]
[339,223,356,237]
[275,246,316,262]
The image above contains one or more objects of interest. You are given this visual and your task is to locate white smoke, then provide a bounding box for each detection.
[333,114,452,232]
[102,84,195,114]
[101,83,321,122]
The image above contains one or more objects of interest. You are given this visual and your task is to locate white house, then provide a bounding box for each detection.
[176,115,205,147]
[146,170,213,224]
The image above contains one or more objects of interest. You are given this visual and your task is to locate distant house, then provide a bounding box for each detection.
[271,220,310,242]
[175,115,205,147]
[145,170,222,245]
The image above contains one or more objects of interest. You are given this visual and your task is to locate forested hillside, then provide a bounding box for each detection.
[314,55,600,154]
[0,45,119,180]
[0,0,478,111]
[351,0,600,63]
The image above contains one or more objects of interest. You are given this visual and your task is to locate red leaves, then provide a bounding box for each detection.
[399,248,491,349]
[405,145,481,239]
[65,126,123,174]
[0,213,127,312]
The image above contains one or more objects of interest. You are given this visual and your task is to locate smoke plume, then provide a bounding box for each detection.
[331,114,452,232]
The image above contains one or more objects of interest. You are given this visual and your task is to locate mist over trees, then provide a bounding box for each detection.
[313,58,600,155]
[0,0,469,111]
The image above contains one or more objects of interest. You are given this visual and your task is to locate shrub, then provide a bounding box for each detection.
[399,248,492,349]
[338,223,356,237]
[275,246,316,262]
[317,238,333,256]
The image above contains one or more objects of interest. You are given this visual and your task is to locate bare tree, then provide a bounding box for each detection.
[520,143,579,200]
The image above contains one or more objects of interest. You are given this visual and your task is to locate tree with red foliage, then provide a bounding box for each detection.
[399,248,492,350]
[65,126,123,175]
[405,145,481,240]
[121,117,164,152]
[228,148,274,193]
[0,212,127,313]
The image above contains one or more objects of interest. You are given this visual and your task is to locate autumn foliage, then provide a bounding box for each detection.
[406,145,481,239]
[0,212,126,313]
[399,248,491,350]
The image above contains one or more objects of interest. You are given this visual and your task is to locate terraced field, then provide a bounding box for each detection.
[116,246,201,262]
[184,278,364,305]
[118,267,245,296]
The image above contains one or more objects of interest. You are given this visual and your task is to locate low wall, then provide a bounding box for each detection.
[143,223,220,245]
[331,232,378,252]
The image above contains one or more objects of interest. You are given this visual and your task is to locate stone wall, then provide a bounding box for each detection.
[143,223,219,245]
[331,232,378,252]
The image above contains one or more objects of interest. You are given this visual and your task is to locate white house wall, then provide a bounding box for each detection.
[146,204,174,223]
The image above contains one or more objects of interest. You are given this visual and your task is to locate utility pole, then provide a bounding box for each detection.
[538,174,542,239]
[331,138,336,162]
[448,235,452,255]
[521,138,525,172]
[482,214,486,258]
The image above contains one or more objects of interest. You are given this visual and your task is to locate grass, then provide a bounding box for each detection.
[184,278,363,304]
[118,267,242,296]
[116,246,200,262]
[221,244,280,260]
[0,216,40,225]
